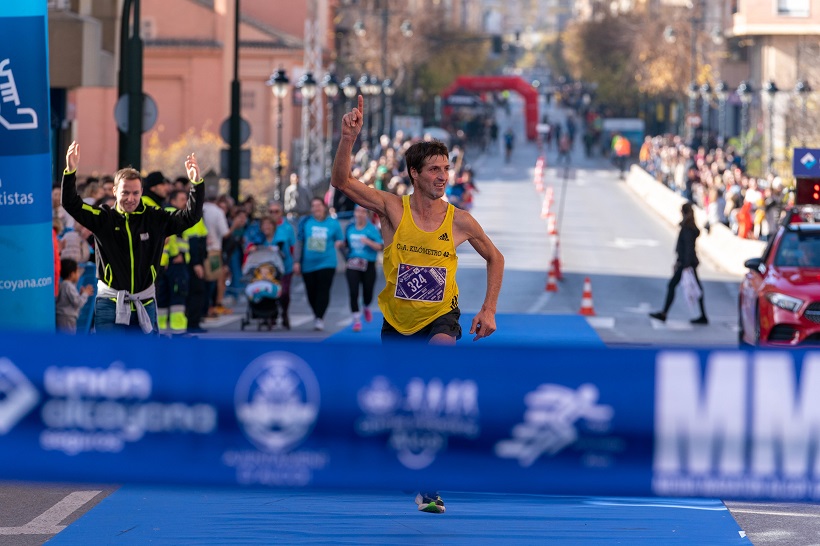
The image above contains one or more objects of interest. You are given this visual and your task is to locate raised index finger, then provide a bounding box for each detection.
[357,94,364,117]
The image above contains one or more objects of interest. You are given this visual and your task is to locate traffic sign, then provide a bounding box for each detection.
[114,93,158,133]
[220,148,250,179]
[220,117,251,145]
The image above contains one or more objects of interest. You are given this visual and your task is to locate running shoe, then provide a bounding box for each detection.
[352,320,362,332]
[314,318,324,331]
[363,307,373,322]
[415,493,446,514]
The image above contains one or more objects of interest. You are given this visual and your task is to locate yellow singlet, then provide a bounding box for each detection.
[378,195,459,334]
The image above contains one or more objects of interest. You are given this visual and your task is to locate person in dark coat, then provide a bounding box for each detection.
[650,202,708,324]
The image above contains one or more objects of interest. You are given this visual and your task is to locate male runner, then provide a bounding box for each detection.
[330,96,504,512]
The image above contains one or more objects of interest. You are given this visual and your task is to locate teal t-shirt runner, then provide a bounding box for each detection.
[298,216,343,273]
[345,222,382,262]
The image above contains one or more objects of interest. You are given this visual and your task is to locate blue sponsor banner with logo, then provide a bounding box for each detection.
[1,334,820,501]
[793,147,820,177]
[0,3,54,330]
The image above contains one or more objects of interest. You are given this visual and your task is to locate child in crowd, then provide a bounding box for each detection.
[55,258,94,334]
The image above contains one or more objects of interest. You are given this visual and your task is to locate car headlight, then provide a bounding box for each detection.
[765,293,804,312]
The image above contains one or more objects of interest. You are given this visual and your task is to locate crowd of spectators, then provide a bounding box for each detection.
[51,128,478,334]
[638,135,790,241]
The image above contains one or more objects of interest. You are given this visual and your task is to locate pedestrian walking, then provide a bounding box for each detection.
[650,202,708,324]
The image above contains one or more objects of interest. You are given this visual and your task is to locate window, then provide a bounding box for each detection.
[777,0,809,17]
[242,90,255,110]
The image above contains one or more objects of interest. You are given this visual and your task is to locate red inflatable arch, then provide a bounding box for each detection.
[440,75,540,141]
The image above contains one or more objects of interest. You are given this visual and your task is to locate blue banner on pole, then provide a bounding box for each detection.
[793,147,820,178]
[0,334,819,502]
[0,3,54,330]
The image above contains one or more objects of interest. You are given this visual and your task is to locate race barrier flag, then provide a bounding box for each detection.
[0,334,819,502]
[0,2,54,330]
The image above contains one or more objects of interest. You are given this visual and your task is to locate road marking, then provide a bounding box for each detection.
[608,238,660,250]
[587,317,615,329]
[0,490,101,535]
[625,302,653,314]
[526,292,553,314]
[730,508,820,518]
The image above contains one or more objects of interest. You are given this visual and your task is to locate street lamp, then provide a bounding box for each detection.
[367,74,381,142]
[382,78,395,137]
[687,81,700,144]
[795,79,812,146]
[714,80,728,146]
[341,74,357,112]
[737,80,752,154]
[700,82,711,147]
[763,80,779,174]
[322,73,339,180]
[298,72,318,189]
[358,73,373,147]
[267,68,290,204]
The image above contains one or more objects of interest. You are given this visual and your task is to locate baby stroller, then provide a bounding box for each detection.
[239,246,285,331]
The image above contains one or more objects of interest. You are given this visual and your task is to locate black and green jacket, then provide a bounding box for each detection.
[61,170,204,293]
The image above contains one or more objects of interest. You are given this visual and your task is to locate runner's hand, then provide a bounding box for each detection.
[470,308,496,341]
[66,141,80,172]
[186,153,201,181]
[340,95,364,141]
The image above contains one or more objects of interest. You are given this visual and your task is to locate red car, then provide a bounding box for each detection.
[739,221,820,345]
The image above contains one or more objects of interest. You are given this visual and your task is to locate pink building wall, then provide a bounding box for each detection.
[70,0,307,178]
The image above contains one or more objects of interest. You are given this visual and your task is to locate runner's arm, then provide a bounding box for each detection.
[460,213,504,340]
[331,95,395,216]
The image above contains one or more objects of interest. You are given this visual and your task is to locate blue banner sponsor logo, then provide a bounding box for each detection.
[653,351,820,500]
[793,148,820,177]
[0,16,49,157]
[0,154,52,225]
[356,376,480,469]
[495,383,619,468]
[223,351,329,486]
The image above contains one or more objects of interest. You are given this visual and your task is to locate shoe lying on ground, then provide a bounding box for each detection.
[415,493,446,514]
[649,311,667,322]
[691,316,709,325]
[363,308,372,322]
[352,321,362,332]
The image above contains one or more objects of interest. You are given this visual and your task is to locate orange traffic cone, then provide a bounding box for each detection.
[534,160,544,192]
[547,213,558,235]
[551,237,563,281]
[545,262,558,292]
[540,192,551,219]
[579,277,596,316]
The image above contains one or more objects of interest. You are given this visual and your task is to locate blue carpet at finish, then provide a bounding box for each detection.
[50,315,747,544]
[329,312,606,347]
[51,488,748,545]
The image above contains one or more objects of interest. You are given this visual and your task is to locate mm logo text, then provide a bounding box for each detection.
[653,351,820,500]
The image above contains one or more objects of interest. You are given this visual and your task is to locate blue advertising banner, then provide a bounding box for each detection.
[0,334,819,502]
[0,3,54,330]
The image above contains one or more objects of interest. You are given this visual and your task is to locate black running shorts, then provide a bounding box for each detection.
[381,308,462,342]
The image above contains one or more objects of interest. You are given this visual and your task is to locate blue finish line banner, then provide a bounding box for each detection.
[0,334,818,502]
[0,3,54,330]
